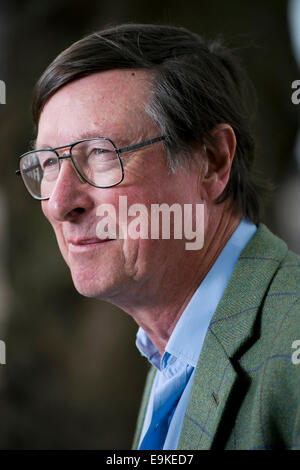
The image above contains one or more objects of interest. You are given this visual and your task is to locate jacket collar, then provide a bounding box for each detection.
[178,223,288,449]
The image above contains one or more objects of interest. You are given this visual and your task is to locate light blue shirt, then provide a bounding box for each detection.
[136,219,257,450]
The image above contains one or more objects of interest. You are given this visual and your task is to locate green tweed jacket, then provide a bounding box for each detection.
[133,224,300,450]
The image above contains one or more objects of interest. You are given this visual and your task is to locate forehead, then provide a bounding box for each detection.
[36,69,155,148]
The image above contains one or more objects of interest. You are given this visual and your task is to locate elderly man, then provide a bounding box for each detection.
[17,24,300,450]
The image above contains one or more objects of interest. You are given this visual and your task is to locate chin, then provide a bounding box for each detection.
[69,266,124,301]
[71,276,108,299]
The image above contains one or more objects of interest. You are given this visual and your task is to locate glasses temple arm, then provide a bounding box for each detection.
[118,136,165,154]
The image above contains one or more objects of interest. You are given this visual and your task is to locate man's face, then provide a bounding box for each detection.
[37,70,202,304]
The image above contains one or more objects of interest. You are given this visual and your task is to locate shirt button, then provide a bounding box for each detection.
[154,423,159,431]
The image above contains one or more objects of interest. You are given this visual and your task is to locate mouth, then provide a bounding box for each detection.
[67,237,114,253]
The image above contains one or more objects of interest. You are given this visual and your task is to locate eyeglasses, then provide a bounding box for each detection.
[16,136,165,200]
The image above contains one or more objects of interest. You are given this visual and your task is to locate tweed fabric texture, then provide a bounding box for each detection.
[133,224,300,449]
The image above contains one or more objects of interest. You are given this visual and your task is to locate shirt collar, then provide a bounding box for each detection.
[136,219,257,370]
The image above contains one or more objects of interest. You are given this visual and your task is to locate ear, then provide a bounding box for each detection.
[200,123,236,201]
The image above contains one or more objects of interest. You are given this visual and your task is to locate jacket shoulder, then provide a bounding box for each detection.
[263,247,300,338]
[235,245,300,448]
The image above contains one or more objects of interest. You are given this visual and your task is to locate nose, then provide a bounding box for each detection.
[46,157,94,222]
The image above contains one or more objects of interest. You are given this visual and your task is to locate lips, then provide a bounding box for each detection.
[67,237,113,252]
[68,237,106,245]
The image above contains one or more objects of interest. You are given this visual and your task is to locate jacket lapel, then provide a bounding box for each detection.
[178,224,288,449]
[132,366,156,450]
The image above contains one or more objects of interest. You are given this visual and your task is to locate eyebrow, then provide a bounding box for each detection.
[33,132,129,151]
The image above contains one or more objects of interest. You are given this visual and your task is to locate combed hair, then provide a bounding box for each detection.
[32,23,265,223]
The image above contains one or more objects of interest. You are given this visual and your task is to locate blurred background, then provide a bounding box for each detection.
[0,0,299,449]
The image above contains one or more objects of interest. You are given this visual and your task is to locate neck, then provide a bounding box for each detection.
[109,206,241,356]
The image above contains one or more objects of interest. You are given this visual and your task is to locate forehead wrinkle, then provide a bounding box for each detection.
[36,108,156,150]
[35,130,145,151]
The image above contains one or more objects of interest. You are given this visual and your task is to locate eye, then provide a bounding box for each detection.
[89,147,116,162]
[41,157,58,170]
[93,148,109,154]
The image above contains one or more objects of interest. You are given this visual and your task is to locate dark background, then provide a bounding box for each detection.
[0,0,299,449]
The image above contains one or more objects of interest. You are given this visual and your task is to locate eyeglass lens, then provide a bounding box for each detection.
[19,139,123,199]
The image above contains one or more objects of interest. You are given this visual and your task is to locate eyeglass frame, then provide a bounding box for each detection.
[16,135,166,200]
